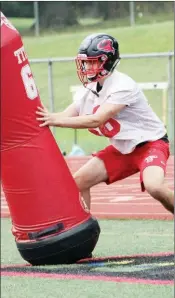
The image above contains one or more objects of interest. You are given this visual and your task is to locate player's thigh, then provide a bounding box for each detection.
[140,142,169,192]
[142,165,165,189]
[73,156,108,190]
[142,165,168,197]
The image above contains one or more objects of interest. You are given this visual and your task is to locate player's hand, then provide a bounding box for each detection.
[36,104,59,127]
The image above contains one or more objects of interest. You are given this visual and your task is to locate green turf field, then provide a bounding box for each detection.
[1,278,174,298]
[1,218,174,298]
[15,20,173,154]
[2,219,174,264]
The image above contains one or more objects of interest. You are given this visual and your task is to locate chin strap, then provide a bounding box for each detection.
[83,59,120,97]
[83,75,100,97]
[111,58,120,71]
[86,86,99,97]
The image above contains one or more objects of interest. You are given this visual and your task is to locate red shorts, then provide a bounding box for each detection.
[92,140,170,191]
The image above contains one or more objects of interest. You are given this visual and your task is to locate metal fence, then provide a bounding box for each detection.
[29,52,174,151]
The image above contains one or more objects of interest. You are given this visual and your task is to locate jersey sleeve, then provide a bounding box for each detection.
[73,92,81,114]
[72,86,88,114]
[106,89,138,106]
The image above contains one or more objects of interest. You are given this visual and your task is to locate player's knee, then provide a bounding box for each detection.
[73,172,89,192]
[145,183,163,199]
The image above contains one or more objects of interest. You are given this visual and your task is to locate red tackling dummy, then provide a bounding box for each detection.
[1,13,100,264]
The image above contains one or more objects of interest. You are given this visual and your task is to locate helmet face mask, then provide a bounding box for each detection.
[75,33,120,86]
[75,54,108,86]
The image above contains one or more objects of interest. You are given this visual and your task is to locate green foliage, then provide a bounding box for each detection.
[1,1,33,18]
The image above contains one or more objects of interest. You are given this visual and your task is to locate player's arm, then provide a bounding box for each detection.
[58,102,79,117]
[36,102,79,123]
[36,102,125,128]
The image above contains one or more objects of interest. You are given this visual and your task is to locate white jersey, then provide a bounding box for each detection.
[73,70,166,154]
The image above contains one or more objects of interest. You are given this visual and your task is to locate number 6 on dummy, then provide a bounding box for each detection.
[20,64,38,99]
[1,12,100,265]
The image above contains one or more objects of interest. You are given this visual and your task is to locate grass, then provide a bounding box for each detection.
[8,18,174,153]
[1,218,174,298]
[2,219,174,264]
[8,17,34,33]
[22,21,174,56]
[2,278,173,298]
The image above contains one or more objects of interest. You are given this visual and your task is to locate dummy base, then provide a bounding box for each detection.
[16,217,100,265]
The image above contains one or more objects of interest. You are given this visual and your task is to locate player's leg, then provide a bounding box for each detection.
[73,156,108,210]
[142,166,174,214]
[73,145,139,210]
[140,141,174,214]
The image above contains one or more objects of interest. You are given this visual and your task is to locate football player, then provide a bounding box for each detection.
[36,33,174,214]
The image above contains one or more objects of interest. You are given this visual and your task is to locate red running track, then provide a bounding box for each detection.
[1,156,174,220]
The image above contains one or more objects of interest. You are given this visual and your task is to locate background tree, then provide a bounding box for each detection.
[38,2,78,29]
[1,1,173,30]
[1,1,33,18]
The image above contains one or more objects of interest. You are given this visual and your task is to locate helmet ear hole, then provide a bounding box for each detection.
[99,55,108,62]
[100,69,108,76]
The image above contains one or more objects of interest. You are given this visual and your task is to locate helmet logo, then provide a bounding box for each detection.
[97,39,115,55]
